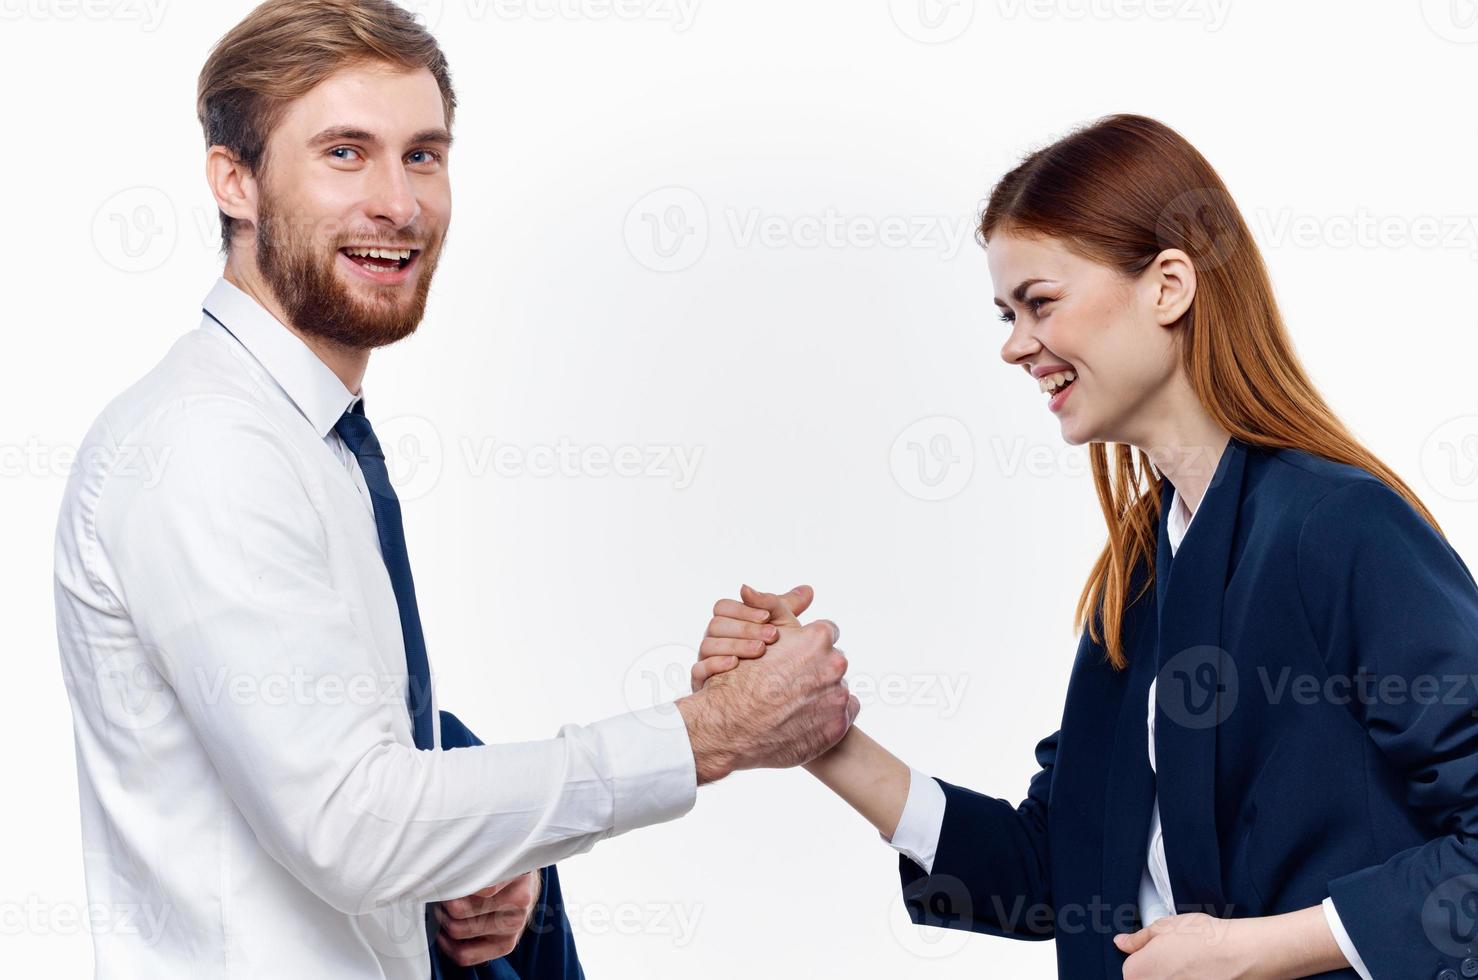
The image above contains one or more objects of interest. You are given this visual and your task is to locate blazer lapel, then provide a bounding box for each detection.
[1152,436,1247,917]
[1100,611,1159,950]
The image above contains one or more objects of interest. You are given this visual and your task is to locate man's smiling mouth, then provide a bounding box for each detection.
[339,245,418,272]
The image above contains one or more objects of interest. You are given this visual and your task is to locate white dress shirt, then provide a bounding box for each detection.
[886,486,1371,978]
[53,276,698,978]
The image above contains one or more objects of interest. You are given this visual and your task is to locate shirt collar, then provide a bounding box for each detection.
[1166,485,1196,553]
[201,276,361,438]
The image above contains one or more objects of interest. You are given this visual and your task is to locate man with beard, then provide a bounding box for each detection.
[51,2,859,978]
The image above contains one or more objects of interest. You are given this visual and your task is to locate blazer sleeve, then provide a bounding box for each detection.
[1296,478,1478,980]
[898,729,1057,941]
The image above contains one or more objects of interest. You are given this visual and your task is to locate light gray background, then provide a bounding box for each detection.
[5,0,1478,975]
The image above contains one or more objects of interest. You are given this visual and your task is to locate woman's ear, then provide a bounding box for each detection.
[1147,247,1197,327]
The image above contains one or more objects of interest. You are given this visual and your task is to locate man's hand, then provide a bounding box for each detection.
[676,584,858,783]
[434,871,541,967]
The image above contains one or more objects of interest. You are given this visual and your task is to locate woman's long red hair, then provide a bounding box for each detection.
[981,114,1444,670]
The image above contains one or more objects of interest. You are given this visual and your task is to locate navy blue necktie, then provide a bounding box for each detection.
[334,398,435,751]
[335,399,579,980]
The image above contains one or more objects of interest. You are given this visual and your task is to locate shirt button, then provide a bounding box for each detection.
[1438,969,1461,980]
[1461,957,1478,978]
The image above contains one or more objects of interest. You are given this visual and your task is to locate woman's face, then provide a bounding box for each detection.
[989,229,1195,447]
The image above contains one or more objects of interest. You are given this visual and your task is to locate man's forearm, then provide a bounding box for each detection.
[676,691,736,785]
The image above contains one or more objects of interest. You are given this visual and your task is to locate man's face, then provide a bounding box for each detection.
[246,61,452,349]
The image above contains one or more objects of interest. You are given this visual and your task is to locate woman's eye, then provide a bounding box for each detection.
[997,311,1014,324]
[1028,297,1052,313]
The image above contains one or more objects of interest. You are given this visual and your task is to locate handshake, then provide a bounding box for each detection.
[675,584,861,784]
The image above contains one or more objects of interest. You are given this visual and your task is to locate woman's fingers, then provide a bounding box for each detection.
[698,637,768,659]
[712,597,770,624]
[780,584,815,617]
[691,655,739,692]
[705,616,779,643]
[740,584,802,627]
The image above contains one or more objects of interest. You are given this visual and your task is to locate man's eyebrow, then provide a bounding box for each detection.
[307,126,454,150]
[993,278,1049,307]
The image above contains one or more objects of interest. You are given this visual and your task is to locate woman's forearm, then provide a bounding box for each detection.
[803,726,912,840]
[1247,904,1353,978]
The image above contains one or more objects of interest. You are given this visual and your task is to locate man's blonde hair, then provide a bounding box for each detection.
[196,0,456,255]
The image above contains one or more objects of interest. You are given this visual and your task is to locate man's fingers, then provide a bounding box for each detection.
[691,655,738,692]
[443,873,536,918]
[803,618,841,646]
[712,598,770,624]
[436,924,518,965]
[437,903,528,937]
[698,637,767,659]
[739,584,801,627]
[705,616,779,643]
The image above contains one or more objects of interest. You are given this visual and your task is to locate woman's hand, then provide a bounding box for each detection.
[1114,913,1257,979]
[1114,905,1354,979]
[692,584,814,691]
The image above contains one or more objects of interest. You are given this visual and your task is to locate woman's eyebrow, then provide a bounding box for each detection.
[994,278,1050,307]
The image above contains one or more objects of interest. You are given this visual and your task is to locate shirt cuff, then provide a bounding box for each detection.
[1322,895,1373,980]
[881,767,946,873]
[583,704,698,837]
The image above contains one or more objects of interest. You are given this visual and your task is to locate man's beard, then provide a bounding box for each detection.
[254,192,443,350]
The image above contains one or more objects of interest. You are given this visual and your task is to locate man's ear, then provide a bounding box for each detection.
[204,145,258,231]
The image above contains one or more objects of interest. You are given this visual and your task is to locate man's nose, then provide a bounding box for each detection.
[367,164,420,228]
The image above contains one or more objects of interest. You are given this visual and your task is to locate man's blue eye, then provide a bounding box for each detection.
[330,146,360,161]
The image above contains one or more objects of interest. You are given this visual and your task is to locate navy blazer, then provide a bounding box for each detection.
[900,435,1478,980]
